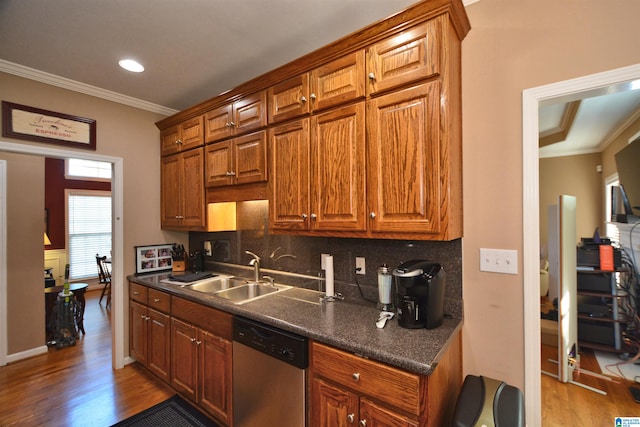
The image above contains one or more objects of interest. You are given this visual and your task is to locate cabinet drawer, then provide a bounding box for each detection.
[312,342,421,415]
[171,296,232,340]
[148,288,171,313]
[129,282,148,304]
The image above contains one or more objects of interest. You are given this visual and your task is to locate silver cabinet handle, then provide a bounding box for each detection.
[310,93,317,100]
[300,96,307,103]
[368,72,375,80]
[225,171,236,176]
[133,291,139,295]
[301,213,308,219]
[196,340,202,345]
[226,121,235,127]
[352,372,360,381]
[359,420,367,427]
[153,298,160,303]
[347,414,355,424]
[369,212,376,219]
[310,213,317,220]
[190,337,196,343]
[175,215,184,219]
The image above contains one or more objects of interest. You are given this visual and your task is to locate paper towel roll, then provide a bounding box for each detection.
[325,255,334,297]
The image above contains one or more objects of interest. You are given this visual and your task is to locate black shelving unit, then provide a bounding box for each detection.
[577,269,628,352]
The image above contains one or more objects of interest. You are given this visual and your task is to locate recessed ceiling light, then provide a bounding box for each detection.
[118,59,144,73]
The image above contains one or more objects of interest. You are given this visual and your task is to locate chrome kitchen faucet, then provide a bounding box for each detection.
[245,250,261,283]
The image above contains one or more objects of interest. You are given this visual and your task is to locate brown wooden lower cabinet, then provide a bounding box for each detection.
[129,283,233,426]
[310,332,462,427]
[170,317,233,425]
[129,300,171,384]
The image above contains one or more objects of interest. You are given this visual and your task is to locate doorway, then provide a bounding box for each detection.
[0,140,125,369]
[523,63,640,425]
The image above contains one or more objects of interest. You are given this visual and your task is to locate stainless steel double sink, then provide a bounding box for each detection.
[163,275,292,304]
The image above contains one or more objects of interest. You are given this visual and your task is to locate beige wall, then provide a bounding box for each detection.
[0,152,45,352]
[462,0,640,391]
[539,153,602,255]
[0,72,188,354]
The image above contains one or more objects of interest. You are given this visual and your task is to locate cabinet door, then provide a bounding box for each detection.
[311,103,366,231]
[205,104,234,143]
[147,307,171,383]
[367,82,441,234]
[171,318,198,402]
[129,301,148,366]
[161,125,181,156]
[181,148,206,229]
[268,74,310,123]
[310,51,365,112]
[160,153,182,228]
[269,119,310,230]
[205,141,233,187]
[233,130,267,185]
[360,398,418,427]
[199,331,233,425]
[311,377,358,427]
[367,20,441,96]
[179,116,204,150]
[234,91,267,134]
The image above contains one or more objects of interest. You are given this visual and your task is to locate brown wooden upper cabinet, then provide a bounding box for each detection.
[309,51,365,112]
[205,91,267,143]
[268,51,365,124]
[161,148,206,230]
[161,116,204,156]
[205,130,267,188]
[367,81,441,235]
[269,103,366,232]
[268,74,310,124]
[366,19,441,96]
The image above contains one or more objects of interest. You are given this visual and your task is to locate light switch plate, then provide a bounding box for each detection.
[480,248,518,275]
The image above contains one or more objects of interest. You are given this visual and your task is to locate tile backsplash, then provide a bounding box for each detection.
[189,200,462,315]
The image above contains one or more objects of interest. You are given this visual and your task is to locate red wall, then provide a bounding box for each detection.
[44,158,111,250]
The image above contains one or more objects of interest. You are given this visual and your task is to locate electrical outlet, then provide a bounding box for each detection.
[203,241,212,256]
[479,248,518,275]
[356,257,366,275]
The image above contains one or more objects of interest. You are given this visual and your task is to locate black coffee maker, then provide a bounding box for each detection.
[393,260,446,329]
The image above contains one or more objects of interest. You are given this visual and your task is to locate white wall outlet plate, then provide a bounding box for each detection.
[480,248,518,275]
[356,257,366,275]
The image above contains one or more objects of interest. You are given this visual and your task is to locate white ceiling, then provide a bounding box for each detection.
[539,81,640,158]
[1,0,638,157]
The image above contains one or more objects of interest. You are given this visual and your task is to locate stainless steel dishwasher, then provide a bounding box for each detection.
[233,316,308,427]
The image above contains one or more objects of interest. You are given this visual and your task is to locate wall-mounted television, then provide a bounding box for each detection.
[614,136,640,223]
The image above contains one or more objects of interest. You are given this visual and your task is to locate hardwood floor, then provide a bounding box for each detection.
[0,290,174,427]
[541,343,640,426]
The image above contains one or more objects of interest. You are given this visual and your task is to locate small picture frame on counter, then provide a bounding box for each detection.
[135,244,174,275]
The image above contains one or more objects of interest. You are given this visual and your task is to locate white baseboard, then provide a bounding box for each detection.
[6,345,48,364]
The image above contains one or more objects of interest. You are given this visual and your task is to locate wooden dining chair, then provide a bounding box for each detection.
[96,254,111,308]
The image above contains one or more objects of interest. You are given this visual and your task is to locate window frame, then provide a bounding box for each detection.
[65,188,113,281]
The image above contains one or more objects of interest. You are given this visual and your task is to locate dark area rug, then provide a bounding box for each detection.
[111,395,219,427]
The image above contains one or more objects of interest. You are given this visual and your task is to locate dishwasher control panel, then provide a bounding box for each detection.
[233,316,308,369]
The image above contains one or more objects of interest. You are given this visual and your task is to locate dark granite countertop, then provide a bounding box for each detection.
[128,271,462,376]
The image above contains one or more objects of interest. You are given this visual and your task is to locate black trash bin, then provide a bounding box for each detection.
[452,375,525,427]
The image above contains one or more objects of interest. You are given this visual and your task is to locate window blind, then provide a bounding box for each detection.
[68,192,112,280]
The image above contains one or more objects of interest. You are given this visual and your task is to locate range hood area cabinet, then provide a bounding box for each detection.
[156,0,469,238]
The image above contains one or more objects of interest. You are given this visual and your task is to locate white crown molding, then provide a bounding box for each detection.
[0,59,178,117]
